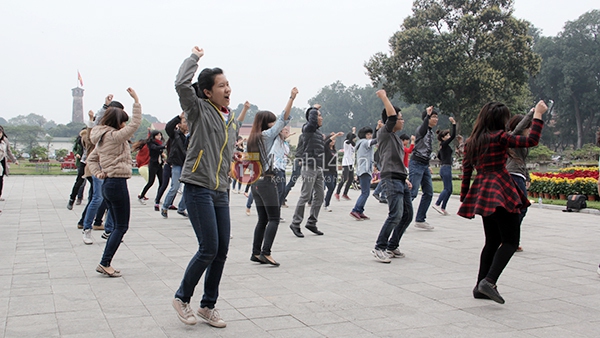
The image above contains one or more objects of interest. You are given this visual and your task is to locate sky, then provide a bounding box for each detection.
[0,0,598,125]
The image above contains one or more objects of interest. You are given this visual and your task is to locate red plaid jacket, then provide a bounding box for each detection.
[458,119,544,219]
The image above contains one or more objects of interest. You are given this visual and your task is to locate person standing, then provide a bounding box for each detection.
[323,132,344,212]
[335,129,356,201]
[349,126,379,220]
[0,125,19,202]
[409,107,438,230]
[289,104,326,238]
[138,131,166,206]
[248,87,297,266]
[371,90,413,263]
[431,117,456,215]
[87,87,142,277]
[160,112,189,218]
[171,46,238,328]
[66,128,87,210]
[459,101,547,304]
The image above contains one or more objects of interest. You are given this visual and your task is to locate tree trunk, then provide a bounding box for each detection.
[572,94,583,149]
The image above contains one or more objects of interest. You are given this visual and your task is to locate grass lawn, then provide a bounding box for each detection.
[8,163,77,175]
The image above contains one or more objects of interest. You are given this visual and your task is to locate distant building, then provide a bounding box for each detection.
[151,122,166,131]
[71,87,84,123]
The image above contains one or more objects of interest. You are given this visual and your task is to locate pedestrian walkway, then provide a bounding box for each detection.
[1,175,599,337]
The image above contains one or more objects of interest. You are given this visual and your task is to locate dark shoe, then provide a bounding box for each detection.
[380,199,388,204]
[160,209,168,218]
[359,213,370,220]
[473,286,491,300]
[290,224,304,238]
[342,195,351,200]
[92,223,104,231]
[349,211,363,221]
[168,205,178,210]
[154,204,160,211]
[478,279,505,304]
[177,210,188,218]
[305,225,323,235]
[372,193,381,202]
[67,200,74,210]
[77,223,83,229]
[75,198,82,205]
[258,254,280,267]
[516,246,523,252]
[250,255,266,264]
[101,232,111,240]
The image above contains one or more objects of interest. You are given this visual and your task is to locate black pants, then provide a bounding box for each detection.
[139,162,163,203]
[155,163,171,204]
[251,177,281,256]
[336,165,353,195]
[0,158,5,197]
[477,207,521,285]
[69,162,86,201]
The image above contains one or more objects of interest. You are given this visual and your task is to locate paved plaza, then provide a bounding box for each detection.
[1,175,599,337]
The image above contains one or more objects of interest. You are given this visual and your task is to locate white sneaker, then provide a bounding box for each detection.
[197,307,226,328]
[414,221,434,230]
[245,208,251,216]
[173,298,197,325]
[386,248,405,258]
[371,248,391,263]
[324,206,332,212]
[431,204,444,215]
[82,229,93,245]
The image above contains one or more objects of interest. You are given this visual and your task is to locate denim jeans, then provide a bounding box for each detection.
[100,178,130,267]
[83,176,114,231]
[409,160,433,223]
[175,184,230,309]
[246,190,254,209]
[162,165,186,211]
[323,173,337,207]
[375,178,413,251]
[373,180,387,200]
[283,159,302,200]
[510,174,528,224]
[275,169,286,206]
[352,173,372,214]
[251,177,281,256]
[291,168,324,228]
[435,165,453,210]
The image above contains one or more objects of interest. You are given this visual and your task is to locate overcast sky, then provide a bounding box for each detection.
[0,0,597,125]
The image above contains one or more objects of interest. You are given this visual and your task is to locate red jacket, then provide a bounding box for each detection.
[458,119,543,219]
[136,144,150,167]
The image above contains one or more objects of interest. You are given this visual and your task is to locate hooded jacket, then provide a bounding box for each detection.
[87,103,142,178]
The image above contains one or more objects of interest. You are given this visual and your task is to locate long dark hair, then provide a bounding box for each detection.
[99,107,129,130]
[344,132,356,147]
[0,125,6,141]
[146,130,163,144]
[464,102,511,167]
[507,114,531,135]
[436,129,450,142]
[246,111,277,154]
[132,139,146,152]
[197,68,224,99]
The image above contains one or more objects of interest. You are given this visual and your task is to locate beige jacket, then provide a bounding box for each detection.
[87,103,142,178]
[0,138,17,176]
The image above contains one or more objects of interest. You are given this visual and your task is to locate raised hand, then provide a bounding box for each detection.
[290,87,299,100]
[410,135,416,142]
[127,88,139,103]
[88,110,95,120]
[426,106,433,116]
[192,46,204,58]
[534,100,548,115]
[376,89,387,99]
[449,117,456,124]
[105,94,113,106]
[244,101,251,110]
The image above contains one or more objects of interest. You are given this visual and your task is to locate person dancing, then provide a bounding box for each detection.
[458,100,547,304]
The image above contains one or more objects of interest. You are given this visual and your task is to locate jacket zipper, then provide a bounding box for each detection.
[191,149,204,173]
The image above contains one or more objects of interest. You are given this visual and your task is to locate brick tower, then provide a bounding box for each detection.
[71,87,84,123]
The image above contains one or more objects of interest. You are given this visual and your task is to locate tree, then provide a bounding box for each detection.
[8,113,47,127]
[29,145,48,160]
[47,122,86,137]
[365,0,541,135]
[55,148,69,160]
[3,125,44,151]
[530,10,600,149]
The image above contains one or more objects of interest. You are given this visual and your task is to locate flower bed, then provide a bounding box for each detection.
[529,167,599,197]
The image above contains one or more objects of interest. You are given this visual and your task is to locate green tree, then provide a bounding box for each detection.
[529,10,600,149]
[29,145,48,160]
[365,0,540,136]
[8,113,47,127]
[47,122,86,137]
[55,148,69,160]
[3,125,44,151]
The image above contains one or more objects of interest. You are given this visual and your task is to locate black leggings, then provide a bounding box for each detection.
[155,163,171,204]
[336,165,353,195]
[69,163,86,201]
[251,177,281,256]
[139,162,163,202]
[477,207,521,285]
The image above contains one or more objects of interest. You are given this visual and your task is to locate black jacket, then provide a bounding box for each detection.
[165,115,188,167]
[298,108,325,168]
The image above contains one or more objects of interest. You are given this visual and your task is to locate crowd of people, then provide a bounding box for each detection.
[2,45,597,329]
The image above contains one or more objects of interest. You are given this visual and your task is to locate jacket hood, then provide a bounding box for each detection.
[90,125,114,144]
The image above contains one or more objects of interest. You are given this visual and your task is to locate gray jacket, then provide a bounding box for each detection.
[377,115,408,181]
[355,138,377,176]
[411,115,434,164]
[506,110,534,182]
[175,54,240,192]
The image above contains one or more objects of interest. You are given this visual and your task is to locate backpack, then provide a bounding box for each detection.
[565,195,587,211]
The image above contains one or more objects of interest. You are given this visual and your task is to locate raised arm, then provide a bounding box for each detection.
[175,47,204,115]
[283,87,299,121]
[505,100,547,148]
[440,118,457,147]
[237,101,251,123]
[512,108,535,135]
[110,88,142,144]
[416,106,433,137]
[376,89,397,132]
[165,113,182,139]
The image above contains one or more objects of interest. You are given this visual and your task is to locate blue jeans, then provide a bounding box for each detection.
[246,190,254,209]
[83,176,114,231]
[374,180,387,200]
[375,178,413,250]
[275,169,286,206]
[409,161,433,223]
[100,178,130,267]
[435,165,453,210]
[511,174,528,224]
[283,160,302,200]
[175,184,230,309]
[324,173,337,207]
[162,165,186,211]
[352,173,372,214]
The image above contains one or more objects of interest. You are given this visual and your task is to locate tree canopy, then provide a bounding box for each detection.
[365,0,541,135]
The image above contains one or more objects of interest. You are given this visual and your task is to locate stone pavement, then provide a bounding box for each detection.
[1,175,599,337]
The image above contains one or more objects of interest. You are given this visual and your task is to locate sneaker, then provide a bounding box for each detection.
[177,210,188,218]
[334,194,340,201]
[154,204,160,211]
[67,200,74,210]
[432,204,444,215]
[516,246,523,252]
[168,205,178,210]
[379,198,388,204]
[280,217,285,222]
[281,202,288,208]
[82,229,93,245]
[101,231,111,240]
[75,198,82,205]
[161,209,168,218]
[371,248,391,263]
[342,195,351,200]
[414,221,434,230]
[372,193,381,202]
[324,206,332,212]
[197,307,226,328]
[477,279,505,304]
[245,208,251,216]
[386,248,405,258]
[92,223,104,231]
[77,223,83,229]
[137,196,146,205]
[349,211,363,221]
[172,298,197,325]
[359,213,370,220]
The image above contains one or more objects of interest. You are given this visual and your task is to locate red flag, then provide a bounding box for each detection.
[77,71,84,87]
